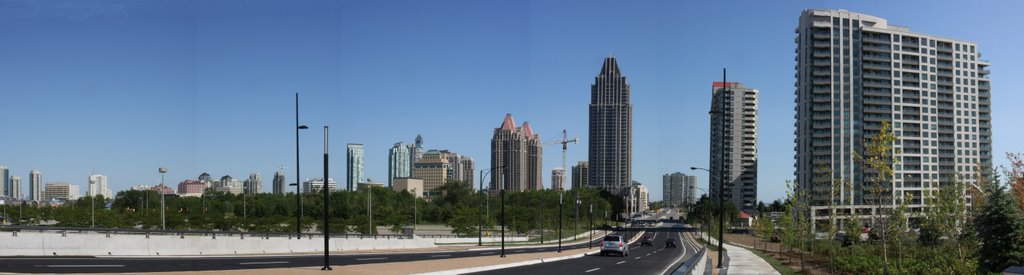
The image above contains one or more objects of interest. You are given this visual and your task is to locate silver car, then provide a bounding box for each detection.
[600,235,630,257]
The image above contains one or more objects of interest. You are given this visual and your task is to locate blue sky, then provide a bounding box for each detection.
[1,0,1022,203]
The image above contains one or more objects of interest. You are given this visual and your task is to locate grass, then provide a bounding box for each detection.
[748,248,801,275]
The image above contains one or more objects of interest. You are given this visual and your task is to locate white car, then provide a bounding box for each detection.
[600,235,630,257]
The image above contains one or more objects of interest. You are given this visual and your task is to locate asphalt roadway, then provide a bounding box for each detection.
[0,231,621,273]
[468,224,699,275]
[0,209,688,273]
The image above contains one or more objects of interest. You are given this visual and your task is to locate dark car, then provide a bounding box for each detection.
[665,238,677,248]
[640,235,653,247]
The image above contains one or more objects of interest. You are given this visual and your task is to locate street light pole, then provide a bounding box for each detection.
[413,188,417,233]
[589,203,593,249]
[500,188,506,258]
[91,194,95,228]
[575,194,580,241]
[478,166,503,246]
[295,92,309,237]
[159,167,167,230]
[558,192,563,253]
[321,126,332,271]
[718,69,727,269]
[367,186,373,235]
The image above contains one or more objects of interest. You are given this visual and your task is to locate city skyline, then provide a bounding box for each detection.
[2,1,1023,204]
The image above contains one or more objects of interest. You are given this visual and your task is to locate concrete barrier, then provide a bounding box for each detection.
[0,231,436,256]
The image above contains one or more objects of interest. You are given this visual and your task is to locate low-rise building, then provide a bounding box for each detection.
[392,178,424,198]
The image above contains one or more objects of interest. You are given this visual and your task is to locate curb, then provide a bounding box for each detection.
[414,231,646,275]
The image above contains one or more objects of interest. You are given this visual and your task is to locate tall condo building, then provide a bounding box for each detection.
[245,172,262,194]
[490,114,543,192]
[588,56,632,193]
[9,175,21,200]
[408,135,425,173]
[412,149,451,195]
[442,150,475,186]
[272,170,287,195]
[347,143,365,191]
[662,172,697,209]
[44,182,80,200]
[571,161,588,190]
[795,10,992,225]
[302,178,337,193]
[388,142,411,187]
[29,170,42,201]
[0,166,8,198]
[88,174,112,198]
[551,168,565,191]
[663,172,683,207]
[709,82,759,211]
[459,156,475,186]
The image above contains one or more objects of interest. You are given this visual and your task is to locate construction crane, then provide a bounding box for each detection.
[543,129,579,191]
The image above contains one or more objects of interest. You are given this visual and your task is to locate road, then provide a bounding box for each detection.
[468,224,698,275]
[0,209,687,273]
[0,231,617,273]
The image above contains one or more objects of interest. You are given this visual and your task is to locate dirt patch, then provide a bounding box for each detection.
[725,233,838,275]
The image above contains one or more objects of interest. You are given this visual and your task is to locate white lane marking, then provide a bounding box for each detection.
[646,253,651,256]
[585,268,601,273]
[431,254,452,258]
[480,252,495,255]
[356,257,387,261]
[616,261,626,265]
[44,265,125,268]
[634,256,641,259]
[239,261,289,265]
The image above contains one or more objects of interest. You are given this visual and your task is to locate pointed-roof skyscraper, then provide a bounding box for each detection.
[588,56,632,193]
[491,113,543,192]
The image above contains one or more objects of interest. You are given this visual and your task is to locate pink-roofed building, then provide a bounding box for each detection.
[490,113,543,192]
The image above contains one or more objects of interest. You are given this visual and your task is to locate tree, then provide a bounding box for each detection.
[856,120,898,273]
[975,180,1024,273]
[1006,153,1024,212]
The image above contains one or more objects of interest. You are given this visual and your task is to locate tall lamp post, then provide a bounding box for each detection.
[589,203,593,249]
[293,92,309,237]
[413,187,418,233]
[500,188,506,257]
[159,167,167,230]
[478,166,503,246]
[575,194,581,241]
[696,67,728,269]
[558,192,563,253]
[321,126,332,271]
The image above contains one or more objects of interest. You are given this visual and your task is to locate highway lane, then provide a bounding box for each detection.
[0,231,622,273]
[468,226,698,275]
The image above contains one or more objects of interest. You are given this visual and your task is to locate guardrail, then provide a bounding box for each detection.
[669,233,710,275]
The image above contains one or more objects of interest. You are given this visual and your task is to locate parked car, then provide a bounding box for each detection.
[600,235,630,257]
[640,235,653,247]
[665,238,677,248]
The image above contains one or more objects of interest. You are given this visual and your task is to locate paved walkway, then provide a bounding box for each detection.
[700,235,779,275]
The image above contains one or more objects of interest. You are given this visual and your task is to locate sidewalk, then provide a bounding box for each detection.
[699,235,779,275]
